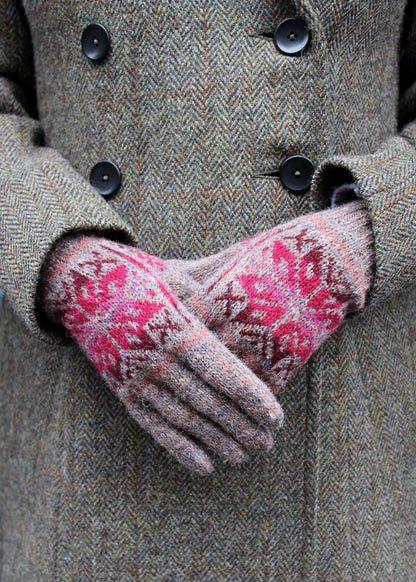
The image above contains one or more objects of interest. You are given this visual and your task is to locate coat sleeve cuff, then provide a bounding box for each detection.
[310,134,416,309]
[0,118,141,346]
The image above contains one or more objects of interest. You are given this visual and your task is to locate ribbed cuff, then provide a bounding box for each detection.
[303,199,376,313]
[37,232,100,324]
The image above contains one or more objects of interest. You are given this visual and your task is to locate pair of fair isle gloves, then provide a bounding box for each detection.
[37,183,375,476]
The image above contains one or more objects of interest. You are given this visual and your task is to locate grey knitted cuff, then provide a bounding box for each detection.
[331,182,360,207]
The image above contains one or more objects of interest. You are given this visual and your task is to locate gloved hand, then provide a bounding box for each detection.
[167,199,375,394]
[37,233,284,476]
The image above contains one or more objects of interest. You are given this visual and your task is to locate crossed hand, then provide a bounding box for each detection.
[39,201,370,475]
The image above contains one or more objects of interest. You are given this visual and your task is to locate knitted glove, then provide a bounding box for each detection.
[37,234,284,476]
[167,198,375,394]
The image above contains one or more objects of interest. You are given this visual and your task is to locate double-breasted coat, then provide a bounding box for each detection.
[1,0,416,579]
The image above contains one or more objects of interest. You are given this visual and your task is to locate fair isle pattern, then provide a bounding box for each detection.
[182,200,374,393]
[39,234,283,474]
[1,0,416,580]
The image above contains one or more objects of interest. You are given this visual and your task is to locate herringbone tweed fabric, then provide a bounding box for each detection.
[1,0,416,580]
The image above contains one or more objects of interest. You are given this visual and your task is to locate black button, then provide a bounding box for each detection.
[81,23,110,60]
[273,18,310,55]
[279,155,315,193]
[89,161,121,197]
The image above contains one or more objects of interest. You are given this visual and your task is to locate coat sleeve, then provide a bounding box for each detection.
[0,0,140,345]
[310,0,416,311]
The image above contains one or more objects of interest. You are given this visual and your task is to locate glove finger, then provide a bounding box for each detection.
[127,380,248,464]
[150,355,274,452]
[125,396,214,476]
[85,326,272,453]
[211,318,311,394]
[173,319,285,429]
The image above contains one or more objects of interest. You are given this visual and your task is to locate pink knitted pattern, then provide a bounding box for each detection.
[183,199,374,392]
[39,235,284,475]
[49,245,182,380]
[38,199,374,472]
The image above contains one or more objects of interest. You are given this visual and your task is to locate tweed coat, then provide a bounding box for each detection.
[1,0,416,580]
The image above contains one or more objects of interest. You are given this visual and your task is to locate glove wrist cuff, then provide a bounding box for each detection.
[302,199,375,312]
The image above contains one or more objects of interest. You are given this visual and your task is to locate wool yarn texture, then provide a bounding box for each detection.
[169,199,375,394]
[37,235,284,476]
